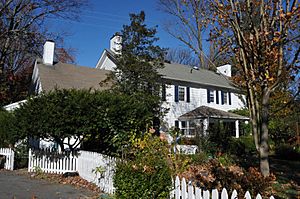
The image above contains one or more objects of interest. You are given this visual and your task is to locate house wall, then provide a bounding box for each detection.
[162,84,245,129]
[96,51,116,70]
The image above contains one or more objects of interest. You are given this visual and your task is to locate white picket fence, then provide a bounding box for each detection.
[0,148,14,170]
[28,149,115,194]
[171,176,275,199]
[28,150,275,198]
[28,149,78,174]
[78,150,115,194]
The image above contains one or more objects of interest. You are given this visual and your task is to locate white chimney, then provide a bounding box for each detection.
[43,40,55,65]
[217,64,232,77]
[110,33,122,54]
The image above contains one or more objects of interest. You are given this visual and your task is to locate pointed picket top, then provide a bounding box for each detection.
[221,188,228,199]
[212,189,219,199]
[269,196,275,199]
[244,191,251,199]
[175,176,180,199]
[255,193,262,199]
[203,190,210,199]
[182,178,187,199]
[195,187,201,199]
[188,181,194,199]
[231,190,238,199]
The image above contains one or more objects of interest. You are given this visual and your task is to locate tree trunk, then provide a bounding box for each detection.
[260,89,270,177]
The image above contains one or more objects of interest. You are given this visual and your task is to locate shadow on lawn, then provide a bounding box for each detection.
[269,157,300,199]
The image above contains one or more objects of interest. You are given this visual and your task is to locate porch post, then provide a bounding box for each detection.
[203,118,209,135]
[235,120,239,138]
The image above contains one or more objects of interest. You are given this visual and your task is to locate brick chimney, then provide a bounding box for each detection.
[43,40,55,65]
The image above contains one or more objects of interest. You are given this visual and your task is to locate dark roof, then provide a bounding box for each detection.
[36,60,112,92]
[159,63,238,92]
[178,106,249,120]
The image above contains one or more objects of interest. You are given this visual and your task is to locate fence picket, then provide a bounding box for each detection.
[0,148,14,170]
[175,176,180,199]
[212,189,219,199]
[203,190,210,199]
[182,178,187,199]
[255,194,262,199]
[221,188,228,199]
[195,187,201,198]
[231,190,238,199]
[245,191,252,199]
[188,181,194,199]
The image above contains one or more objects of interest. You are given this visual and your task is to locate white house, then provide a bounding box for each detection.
[4,41,111,151]
[96,34,248,138]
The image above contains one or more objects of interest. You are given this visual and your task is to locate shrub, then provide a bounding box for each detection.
[14,141,29,169]
[114,133,173,199]
[228,135,256,156]
[275,144,300,161]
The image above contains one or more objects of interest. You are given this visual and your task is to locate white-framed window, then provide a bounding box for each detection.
[223,92,228,104]
[178,86,185,101]
[209,90,214,103]
[181,121,196,137]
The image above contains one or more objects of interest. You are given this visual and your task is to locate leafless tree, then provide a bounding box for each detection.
[165,48,199,66]
[0,0,88,105]
[158,0,211,68]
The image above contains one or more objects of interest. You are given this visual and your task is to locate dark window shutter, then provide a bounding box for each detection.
[162,84,166,101]
[186,87,190,102]
[175,85,179,102]
[216,90,219,104]
[229,92,232,105]
[207,89,210,103]
[221,91,224,104]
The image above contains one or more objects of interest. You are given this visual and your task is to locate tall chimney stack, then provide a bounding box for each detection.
[43,40,55,65]
[110,33,122,55]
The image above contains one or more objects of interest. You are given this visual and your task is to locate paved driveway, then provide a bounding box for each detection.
[0,170,96,199]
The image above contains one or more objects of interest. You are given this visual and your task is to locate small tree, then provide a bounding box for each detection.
[211,0,300,176]
[113,11,165,97]
[12,89,156,154]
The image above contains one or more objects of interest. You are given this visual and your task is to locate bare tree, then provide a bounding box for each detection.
[158,0,211,68]
[0,0,88,106]
[212,0,300,176]
[165,48,199,66]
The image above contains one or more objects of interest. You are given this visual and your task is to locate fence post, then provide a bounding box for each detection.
[28,148,32,172]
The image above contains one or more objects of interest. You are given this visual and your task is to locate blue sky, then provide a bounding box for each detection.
[47,0,188,67]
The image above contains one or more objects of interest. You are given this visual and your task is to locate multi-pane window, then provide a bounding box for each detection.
[178,86,185,101]
[180,121,196,137]
[209,90,214,102]
[223,92,228,104]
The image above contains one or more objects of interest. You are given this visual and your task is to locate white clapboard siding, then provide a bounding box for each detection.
[171,176,275,199]
[28,149,77,174]
[0,148,14,170]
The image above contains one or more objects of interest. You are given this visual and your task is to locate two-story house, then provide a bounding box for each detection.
[96,34,248,138]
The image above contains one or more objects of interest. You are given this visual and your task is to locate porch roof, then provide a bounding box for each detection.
[178,106,249,121]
